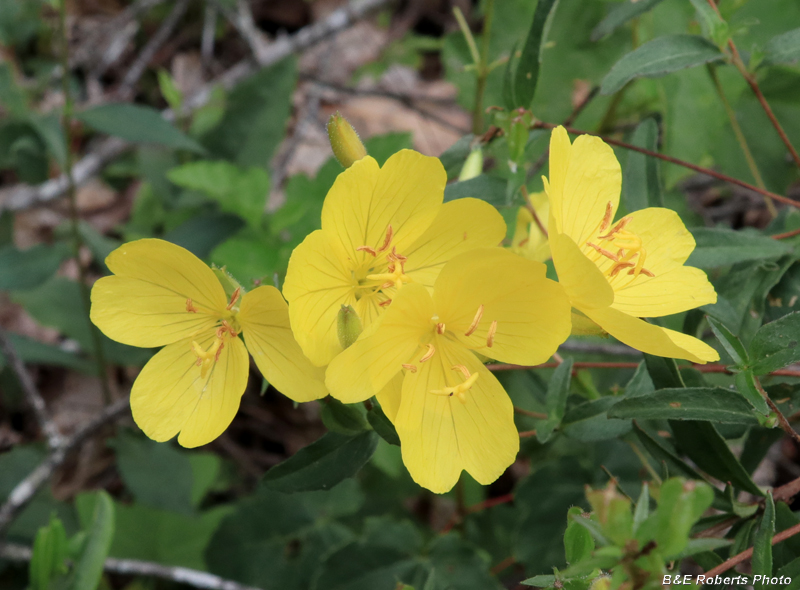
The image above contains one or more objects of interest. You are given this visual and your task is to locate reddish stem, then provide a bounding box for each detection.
[772,227,800,240]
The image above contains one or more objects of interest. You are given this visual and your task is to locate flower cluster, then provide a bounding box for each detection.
[91,126,718,493]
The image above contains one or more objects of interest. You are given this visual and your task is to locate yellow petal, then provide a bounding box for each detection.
[546,127,621,245]
[403,197,506,288]
[510,192,551,262]
[395,337,519,493]
[325,283,434,403]
[376,373,404,423]
[614,207,696,277]
[433,248,571,366]
[583,306,719,364]
[550,233,615,309]
[239,286,328,403]
[320,150,446,266]
[130,330,249,448]
[611,266,717,317]
[283,230,356,367]
[91,239,227,347]
[570,311,606,336]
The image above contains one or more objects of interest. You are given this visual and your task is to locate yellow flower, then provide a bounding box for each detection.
[90,239,327,448]
[283,149,507,367]
[325,248,571,493]
[543,126,719,363]
[510,190,550,262]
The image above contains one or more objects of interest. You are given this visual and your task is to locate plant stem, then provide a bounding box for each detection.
[707,64,775,216]
[532,122,800,210]
[705,0,800,170]
[703,521,800,577]
[58,0,111,404]
[514,406,547,420]
[772,227,800,240]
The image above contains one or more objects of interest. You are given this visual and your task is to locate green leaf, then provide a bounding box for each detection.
[537,358,572,443]
[28,112,67,168]
[157,69,183,114]
[167,160,269,228]
[670,421,764,496]
[753,493,776,581]
[320,398,371,436]
[750,312,800,374]
[622,117,663,212]
[561,397,632,442]
[671,537,732,560]
[608,387,759,425]
[367,404,400,446]
[110,430,194,514]
[0,64,28,118]
[734,370,771,415]
[633,483,649,533]
[163,213,245,259]
[591,0,666,42]
[203,57,296,166]
[652,478,714,558]
[601,34,725,95]
[632,423,706,482]
[521,575,556,587]
[76,104,204,153]
[30,515,68,590]
[644,354,683,389]
[0,242,71,290]
[69,490,114,590]
[439,135,476,180]
[443,175,507,206]
[1,333,96,374]
[687,228,794,269]
[763,28,800,66]
[262,431,378,493]
[513,0,560,108]
[707,317,748,367]
[564,506,594,564]
[741,427,785,474]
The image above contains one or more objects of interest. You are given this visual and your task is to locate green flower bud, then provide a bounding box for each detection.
[458,146,483,181]
[327,112,367,168]
[337,304,363,350]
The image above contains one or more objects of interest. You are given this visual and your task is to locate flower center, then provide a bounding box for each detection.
[354,225,412,302]
[431,365,479,403]
[584,202,655,281]
[188,288,242,378]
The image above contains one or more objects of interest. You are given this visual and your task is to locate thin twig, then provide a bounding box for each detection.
[58,0,111,404]
[0,398,130,536]
[514,407,547,420]
[772,227,800,240]
[774,474,800,504]
[0,329,63,450]
[0,0,395,212]
[532,122,800,210]
[210,0,270,61]
[0,543,264,590]
[703,521,800,577]
[705,0,800,170]
[117,0,192,100]
[518,430,537,438]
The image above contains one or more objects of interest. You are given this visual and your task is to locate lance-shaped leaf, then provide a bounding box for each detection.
[608,387,759,425]
[513,0,560,108]
[750,312,800,375]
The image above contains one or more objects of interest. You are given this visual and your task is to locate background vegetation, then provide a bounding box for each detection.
[1,0,800,589]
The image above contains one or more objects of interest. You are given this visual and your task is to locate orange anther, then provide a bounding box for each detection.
[377,225,393,253]
[379,299,392,307]
[436,322,446,334]
[402,363,418,373]
[186,298,198,313]
[587,242,620,261]
[465,304,484,336]
[420,343,436,363]
[226,287,241,310]
[356,245,377,256]
[640,268,655,277]
[609,262,635,277]
[599,202,613,232]
[215,341,225,362]
[381,282,394,290]
[452,364,471,379]
[599,217,631,240]
[486,320,498,348]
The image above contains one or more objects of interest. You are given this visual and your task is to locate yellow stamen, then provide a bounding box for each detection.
[402,363,417,373]
[186,298,198,313]
[420,343,436,363]
[486,320,497,348]
[430,370,480,403]
[436,322,446,334]
[452,364,470,379]
[465,304,484,336]
[192,338,224,378]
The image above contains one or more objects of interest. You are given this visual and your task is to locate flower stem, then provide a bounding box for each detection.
[706,64,775,217]
[58,0,111,404]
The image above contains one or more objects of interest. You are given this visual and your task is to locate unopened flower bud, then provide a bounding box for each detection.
[337,304,362,350]
[327,112,367,168]
[458,147,483,181]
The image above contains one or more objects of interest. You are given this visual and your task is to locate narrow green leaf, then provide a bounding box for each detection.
[0,242,71,290]
[741,427,785,474]
[622,117,663,211]
[537,358,573,443]
[633,483,649,534]
[564,506,594,564]
[521,575,556,587]
[687,228,793,269]
[367,404,400,446]
[632,423,706,482]
[763,28,800,67]
[76,104,205,153]
[752,493,775,580]
[262,431,378,492]
[561,397,632,442]
[670,421,764,496]
[707,317,748,367]
[502,43,518,110]
[443,175,506,206]
[601,34,725,95]
[320,398,370,436]
[163,213,245,259]
[750,312,800,375]
[644,354,683,389]
[513,0,560,108]
[608,387,759,425]
[591,0,666,42]
[69,490,115,590]
[734,370,771,415]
